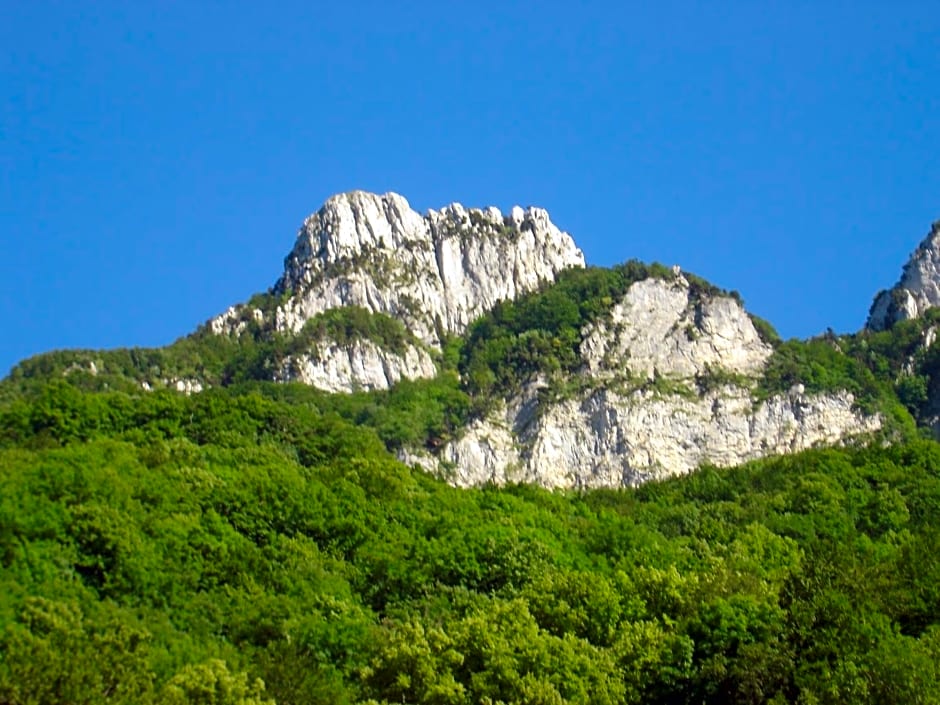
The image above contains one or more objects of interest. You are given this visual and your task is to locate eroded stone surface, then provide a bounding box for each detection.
[275,339,437,393]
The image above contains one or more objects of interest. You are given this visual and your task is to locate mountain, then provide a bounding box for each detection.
[2,191,928,488]
[195,191,902,488]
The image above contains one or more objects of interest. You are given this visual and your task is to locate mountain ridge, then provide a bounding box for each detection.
[3,190,936,488]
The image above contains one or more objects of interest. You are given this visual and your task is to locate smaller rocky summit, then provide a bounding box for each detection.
[864,219,940,437]
[868,221,940,331]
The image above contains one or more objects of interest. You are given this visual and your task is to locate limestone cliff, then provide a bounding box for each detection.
[438,276,882,489]
[268,191,584,343]
[443,384,878,489]
[210,190,584,392]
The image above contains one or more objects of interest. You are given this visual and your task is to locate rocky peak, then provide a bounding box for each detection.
[867,221,940,331]
[207,191,583,392]
[279,191,426,279]
[213,191,584,347]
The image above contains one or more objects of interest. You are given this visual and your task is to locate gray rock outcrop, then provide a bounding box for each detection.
[579,276,771,379]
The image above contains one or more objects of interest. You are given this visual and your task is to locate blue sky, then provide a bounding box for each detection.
[2,1,939,375]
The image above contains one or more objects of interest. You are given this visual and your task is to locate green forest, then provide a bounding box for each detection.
[4,265,940,704]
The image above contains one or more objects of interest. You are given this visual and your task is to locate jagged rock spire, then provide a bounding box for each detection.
[213,190,585,345]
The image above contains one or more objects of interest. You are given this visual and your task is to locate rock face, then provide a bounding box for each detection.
[274,339,437,393]
[444,385,878,489]
[579,277,771,379]
[212,191,585,346]
[439,277,882,489]
[209,190,584,393]
[868,221,940,330]
[204,190,885,487]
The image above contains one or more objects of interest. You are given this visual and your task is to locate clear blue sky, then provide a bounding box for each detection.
[2,1,939,375]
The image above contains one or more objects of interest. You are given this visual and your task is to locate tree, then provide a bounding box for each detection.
[161,660,274,705]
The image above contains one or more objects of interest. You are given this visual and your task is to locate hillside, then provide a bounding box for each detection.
[3,191,928,488]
